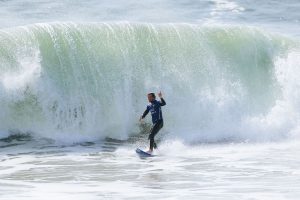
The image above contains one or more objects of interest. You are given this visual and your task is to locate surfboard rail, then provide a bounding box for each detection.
[135,148,154,157]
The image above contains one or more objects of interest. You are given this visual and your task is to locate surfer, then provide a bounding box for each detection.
[139,91,166,154]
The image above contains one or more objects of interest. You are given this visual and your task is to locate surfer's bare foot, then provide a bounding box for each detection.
[147,150,153,154]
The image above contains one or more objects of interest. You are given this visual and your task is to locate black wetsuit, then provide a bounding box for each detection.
[141,98,166,150]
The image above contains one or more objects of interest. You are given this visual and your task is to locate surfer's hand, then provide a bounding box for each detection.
[139,116,143,122]
[158,91,162,98]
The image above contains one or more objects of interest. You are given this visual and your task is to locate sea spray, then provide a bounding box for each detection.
[0,22,298,143]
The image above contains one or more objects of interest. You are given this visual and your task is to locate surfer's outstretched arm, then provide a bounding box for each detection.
[159,97,166,106]
[140,107,149,121]
[158,91,166,106]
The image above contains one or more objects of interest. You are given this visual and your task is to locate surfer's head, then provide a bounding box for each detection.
[147,93,156,102]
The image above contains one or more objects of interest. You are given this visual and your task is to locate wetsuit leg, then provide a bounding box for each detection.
[148,120,163,150]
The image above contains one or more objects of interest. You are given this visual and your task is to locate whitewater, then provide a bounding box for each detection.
[1,1,300,200]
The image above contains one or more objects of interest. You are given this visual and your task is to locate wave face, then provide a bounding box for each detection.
[0,22,299,142]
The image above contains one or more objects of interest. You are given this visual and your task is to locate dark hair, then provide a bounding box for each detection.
[148,93,156,98]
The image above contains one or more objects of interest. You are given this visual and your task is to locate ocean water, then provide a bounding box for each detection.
[1,0,300,199]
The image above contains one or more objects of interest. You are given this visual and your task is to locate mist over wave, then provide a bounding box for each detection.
[0,22,299,143]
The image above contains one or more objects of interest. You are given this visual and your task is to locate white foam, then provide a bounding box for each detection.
[0,23,299,144]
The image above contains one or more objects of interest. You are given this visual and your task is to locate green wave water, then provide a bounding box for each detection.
[0,22,298,142]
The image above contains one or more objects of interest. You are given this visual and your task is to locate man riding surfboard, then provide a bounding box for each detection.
[139,91,166,154]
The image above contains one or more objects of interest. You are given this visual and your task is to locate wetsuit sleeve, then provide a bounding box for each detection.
[141,106,150,119]
[159,98,166,106]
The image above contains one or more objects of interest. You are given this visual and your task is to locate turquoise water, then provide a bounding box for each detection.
[1,1,300,199]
